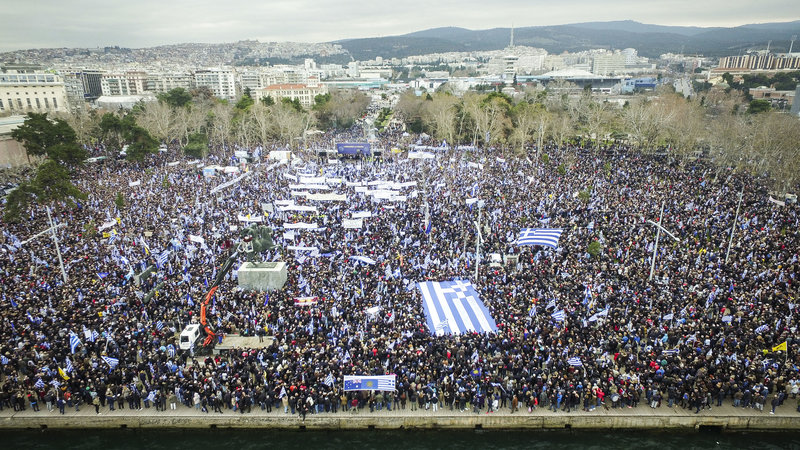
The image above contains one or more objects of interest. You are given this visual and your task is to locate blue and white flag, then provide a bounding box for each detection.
[567,357,583,367]
[545,299,557,310]
[324,373,335,387]
[662,313,674,321]
[417,280,498,336]
[69,333,81,354]
[343,375,396,391]
[34,378,46,389]
[157,250,169,268]
[517,228,563,248]
[49,379,61,387]
[663,349,679,356]
[102,355,119,369]
[167,344,176,359]
[65,357,74,373]
[755,324,769,334]
[156,321,164,331]
[551,309,566,321]
[0,355,8,365]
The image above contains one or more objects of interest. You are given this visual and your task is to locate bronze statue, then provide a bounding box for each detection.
[239,225,280,263]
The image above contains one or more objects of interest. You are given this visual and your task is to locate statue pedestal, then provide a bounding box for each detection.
[237,262,287,291]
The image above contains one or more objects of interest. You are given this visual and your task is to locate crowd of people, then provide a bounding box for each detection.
[0,129,798,419]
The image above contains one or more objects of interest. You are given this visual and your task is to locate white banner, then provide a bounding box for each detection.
[237,214,263,223]
[343,218,363,229]
[408,152,435,159]
[300,176,326,184]
[278,205,317,212]
[354,186,369,193]
[289,184,331,190]
[210,171,252,194]
[166,161,180,167]
[346,181,365,187]
[188,235,205,245]
[769,196,786,207]
[128,180,141,187]
[325,177,342,184]
[306,193,348,202]
[351,211,372,219]
[283,173,298,182]
[287,246,318,252]
[275,199,295,206]
[283,222,318,229]
[98,220,117,232]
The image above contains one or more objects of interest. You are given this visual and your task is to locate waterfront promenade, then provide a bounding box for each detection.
[1,402,798,431]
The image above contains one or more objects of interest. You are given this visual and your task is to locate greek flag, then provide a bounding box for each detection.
[69,333,81,354]
[167,344,176,359]
[156,321,164,331]
[755,324,769,334]
[91,330,99,342]
[324,373,335,387]
[567,357,583,367]
[663,349,679,356]
[545,299,557,310]
[551,309,566,321]
[517,228,563,248]
[50,379,61,387]
[34,378,46,389]
[102,355,119,369]
[0,355,8,365]
[157,250,169,268]
[343,375,396,391]
[662,313,674,321]
[107,232,117,245]
[417,280,498,336]
[528,306,536,317]
[65,357,74,373]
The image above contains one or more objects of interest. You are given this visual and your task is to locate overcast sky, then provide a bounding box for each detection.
[1,0,798,52]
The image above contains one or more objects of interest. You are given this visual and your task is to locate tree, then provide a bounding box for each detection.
[99,112,124,149]
[588,240,603,258]
[124,125,159,161]
[115,192,125,210]
[158,88,193,108]
[747,99,771,114]
[312,89,369,130]
[235,88,255,111]
[11,112,87,165]
[183,132,209,158]
[135,101,174,144]
[260,95,275,106]
[423,93,458,145]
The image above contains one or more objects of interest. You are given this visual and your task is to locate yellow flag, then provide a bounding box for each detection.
[772,341,787,352]
[58,367,70,381]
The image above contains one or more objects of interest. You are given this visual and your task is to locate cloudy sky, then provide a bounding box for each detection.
[1,0,798,52]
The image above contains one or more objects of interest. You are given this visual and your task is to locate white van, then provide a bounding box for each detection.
[179,324,201,350]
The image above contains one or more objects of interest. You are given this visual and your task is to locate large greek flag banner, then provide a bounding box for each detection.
[417,280,498,336]
[343,375,396,391]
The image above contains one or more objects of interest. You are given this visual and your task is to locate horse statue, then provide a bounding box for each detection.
[238,225,280,264]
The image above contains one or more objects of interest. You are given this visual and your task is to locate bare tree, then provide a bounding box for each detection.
[136,101,174,144]
[423,93,458,145]
[209,102,234,150]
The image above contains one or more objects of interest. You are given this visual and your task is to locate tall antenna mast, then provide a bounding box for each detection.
[790,35,797,54]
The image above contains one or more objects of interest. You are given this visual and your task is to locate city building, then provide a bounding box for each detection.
[146,72,194,93]
[717,53,800,71]
[253,83,327,107]
[194,68,237,100]
[0,68,68,114]
[100,71,147,96]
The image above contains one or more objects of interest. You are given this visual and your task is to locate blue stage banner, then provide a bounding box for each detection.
[336,143,371,155]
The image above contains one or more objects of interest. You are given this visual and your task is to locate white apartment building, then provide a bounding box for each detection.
[254,83,327,108]
[0,71,68,114]
[146,72,194,93]
[194,68,237,100]
[100,71,147,96]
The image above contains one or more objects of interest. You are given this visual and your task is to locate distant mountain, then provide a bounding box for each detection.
[334,20,800,60]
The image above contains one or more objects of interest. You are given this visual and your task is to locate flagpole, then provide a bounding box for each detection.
[725,189,744,265]
[474,205,482,283]
[46,207,68,284]
[648,201,664,283]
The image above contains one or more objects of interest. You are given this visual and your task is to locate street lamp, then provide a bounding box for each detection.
[644,201,680,283]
